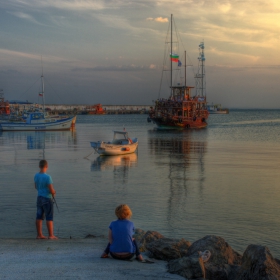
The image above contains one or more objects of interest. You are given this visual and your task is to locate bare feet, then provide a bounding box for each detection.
[48,235,58,240]
[36,235,48,239]
[101,252,110,258]
[136,254,144,262]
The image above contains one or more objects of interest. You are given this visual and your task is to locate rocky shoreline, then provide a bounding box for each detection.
[134,229,280,280]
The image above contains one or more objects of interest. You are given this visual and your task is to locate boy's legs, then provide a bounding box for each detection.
[36,219,47,239]
[46,221,58,239]
[42,198,58,239]
[36,197,47,239]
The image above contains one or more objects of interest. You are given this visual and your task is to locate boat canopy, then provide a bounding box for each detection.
[113,131,129,139]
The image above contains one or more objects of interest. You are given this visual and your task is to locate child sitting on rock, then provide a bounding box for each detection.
[101,204,144,261]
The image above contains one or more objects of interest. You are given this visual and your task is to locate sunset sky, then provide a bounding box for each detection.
[0,0,279,107]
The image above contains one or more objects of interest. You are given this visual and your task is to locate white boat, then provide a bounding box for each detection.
[90,131,138,156]
[0,112,76,131]
[207,104,229,114]
[0,72,76,131]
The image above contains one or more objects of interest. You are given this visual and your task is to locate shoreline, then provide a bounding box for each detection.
[0,237,183,280]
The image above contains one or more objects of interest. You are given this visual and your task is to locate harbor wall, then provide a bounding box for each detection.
[9,104,152,114]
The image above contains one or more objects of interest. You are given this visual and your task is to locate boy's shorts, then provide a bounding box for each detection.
[36,196,53,221]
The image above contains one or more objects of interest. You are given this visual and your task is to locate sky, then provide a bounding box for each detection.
[0,0,280,108]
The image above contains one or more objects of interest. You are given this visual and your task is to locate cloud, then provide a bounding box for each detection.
[154,17,168,23]
[146,17,168,23]
[6,0,106,11]
[72,64,158,72]
[209,47,260,63]
[7,11,42,25]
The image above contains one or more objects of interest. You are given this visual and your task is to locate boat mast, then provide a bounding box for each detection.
[184,50,186,87]
[170,14,173,95]
[41,57,45,113]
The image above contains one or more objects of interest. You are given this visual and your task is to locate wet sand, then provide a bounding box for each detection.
[0,238,183,280]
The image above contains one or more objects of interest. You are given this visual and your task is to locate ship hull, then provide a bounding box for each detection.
[151,117,208,129]
[0,116,76,131]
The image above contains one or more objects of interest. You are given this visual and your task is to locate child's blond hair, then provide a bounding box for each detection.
[115,204,132,220]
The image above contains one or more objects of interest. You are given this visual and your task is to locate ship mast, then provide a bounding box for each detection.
[170,14,173,95]
[41,57,45,114]
[195,42,206,97]
[184,50,186,87]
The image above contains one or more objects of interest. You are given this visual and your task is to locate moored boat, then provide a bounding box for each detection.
[0,73,76,131]
[148,15,209,129]
[207,104,229,114]
[85,104,106,115]
[0,89,10,116]
[0,112,76,131]
[90,131,138,156]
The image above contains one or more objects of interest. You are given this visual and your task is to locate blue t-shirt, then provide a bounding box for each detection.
[109,219,135,253]
[34,172,53,199]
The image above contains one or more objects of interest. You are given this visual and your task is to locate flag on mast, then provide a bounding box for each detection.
[178,60,182,67]
[39,93,43,97]
[170,53,179,62]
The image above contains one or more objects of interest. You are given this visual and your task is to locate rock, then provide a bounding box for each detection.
[187,235,242,266]
[84,234,96,238]
[235,244,280,280]
[133,228,146,243]
[146,238,191,260]
[204,263,239,280]
[138,230,164,252]
[168,255,205,279]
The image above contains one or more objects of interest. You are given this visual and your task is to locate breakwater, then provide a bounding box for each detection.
[9,104,151,115]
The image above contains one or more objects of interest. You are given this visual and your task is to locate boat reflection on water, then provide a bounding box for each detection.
[91,153,138,171]
[91,153,138,184]
[148,129,207,229]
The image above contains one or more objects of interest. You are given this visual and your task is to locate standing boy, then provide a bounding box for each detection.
[34,159,58,239]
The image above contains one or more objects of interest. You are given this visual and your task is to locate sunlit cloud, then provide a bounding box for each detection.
[146,17,168,23]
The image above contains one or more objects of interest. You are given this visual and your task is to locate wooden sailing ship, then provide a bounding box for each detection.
[149,14,209,129]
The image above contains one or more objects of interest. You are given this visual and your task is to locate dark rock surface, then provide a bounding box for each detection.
[168,255,205,279]
[146,238,191,260]
[138,230,165,252]
[236,244,280,280]
[187,235,242,266]
[133,228,146,243]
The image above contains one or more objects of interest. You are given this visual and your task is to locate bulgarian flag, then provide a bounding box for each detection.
[170,53,179,62]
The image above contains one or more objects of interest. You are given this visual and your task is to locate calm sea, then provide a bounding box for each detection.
[1,110,280,257]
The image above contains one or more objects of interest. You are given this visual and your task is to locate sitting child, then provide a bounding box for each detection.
[101,204,144,261]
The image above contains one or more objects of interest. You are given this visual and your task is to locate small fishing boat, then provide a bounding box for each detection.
[90,131,138,156]
[0,73,76,131]
[0,89,10,116]
[207,104,229,114]
[0,111,76,131]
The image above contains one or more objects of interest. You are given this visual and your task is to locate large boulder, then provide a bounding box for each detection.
[146,238,191,260]
[235,244,280,280]
[204,263,240,280]
[133,228,146,243]
[168,255,205,279]
[187,235,242,266]
[138,230,164,252]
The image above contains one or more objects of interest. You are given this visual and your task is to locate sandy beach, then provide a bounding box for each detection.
[0,238,184,280]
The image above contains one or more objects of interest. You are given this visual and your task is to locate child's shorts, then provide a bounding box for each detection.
[36,196,53,221]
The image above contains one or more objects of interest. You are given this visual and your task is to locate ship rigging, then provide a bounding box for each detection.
[149,14,209,129]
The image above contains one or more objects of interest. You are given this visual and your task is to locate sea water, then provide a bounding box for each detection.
[0,110,280,257]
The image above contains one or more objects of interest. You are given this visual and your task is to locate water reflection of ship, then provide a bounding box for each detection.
[148,130,207,229]
[91,154,138,183]
[26,130,77,151]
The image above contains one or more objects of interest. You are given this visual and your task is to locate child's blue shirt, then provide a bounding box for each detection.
[34,172,53,199]
[109,219,135,253]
